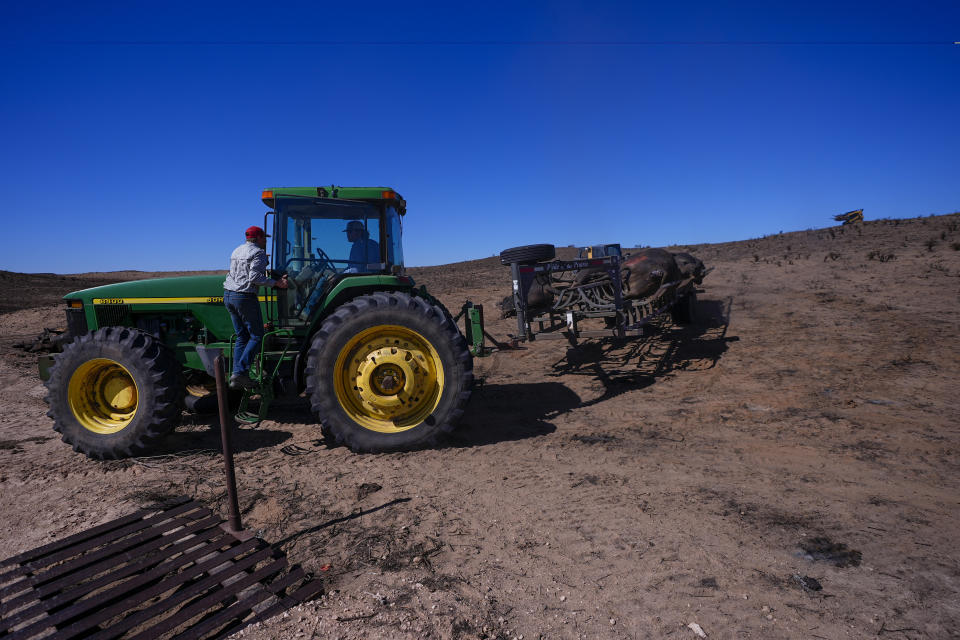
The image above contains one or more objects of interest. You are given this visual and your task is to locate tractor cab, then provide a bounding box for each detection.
[262,187,406,320]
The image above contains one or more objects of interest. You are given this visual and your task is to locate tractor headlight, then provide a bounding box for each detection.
[65,301,88,339]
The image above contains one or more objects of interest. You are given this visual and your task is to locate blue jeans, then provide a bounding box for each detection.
[224,290,264,376]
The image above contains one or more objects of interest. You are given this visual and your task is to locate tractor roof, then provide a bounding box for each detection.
[262,186,406,214]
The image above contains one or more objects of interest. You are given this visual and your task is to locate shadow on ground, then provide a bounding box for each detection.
[446,381,581,447]
[547,297,738,409]
[155,420,293,456]
[273,497,413,551]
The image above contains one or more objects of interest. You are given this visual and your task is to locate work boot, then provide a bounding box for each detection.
[229,372,256,390]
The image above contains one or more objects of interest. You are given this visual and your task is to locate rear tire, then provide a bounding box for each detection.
[305,292,473,452]
[500,244,555,265]
[44,327,182,459]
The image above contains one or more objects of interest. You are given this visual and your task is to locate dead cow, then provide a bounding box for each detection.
[498,274,556,318]
[620,248,682,299]
[672,252,706,284]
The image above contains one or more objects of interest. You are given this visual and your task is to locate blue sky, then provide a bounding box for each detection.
[2,1,957,272]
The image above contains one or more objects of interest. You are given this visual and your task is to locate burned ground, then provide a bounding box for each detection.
[1,213,959,639]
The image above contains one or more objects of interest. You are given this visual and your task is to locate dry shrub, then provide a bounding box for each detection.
[867,250,896,262]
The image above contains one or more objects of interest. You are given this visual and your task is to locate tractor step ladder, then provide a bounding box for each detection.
[229,329,294,425]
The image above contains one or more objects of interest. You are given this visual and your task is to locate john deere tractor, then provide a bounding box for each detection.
[40,187,474,459]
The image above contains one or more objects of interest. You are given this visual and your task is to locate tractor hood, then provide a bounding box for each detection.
[64,275,227,304]
[63,275,240,343]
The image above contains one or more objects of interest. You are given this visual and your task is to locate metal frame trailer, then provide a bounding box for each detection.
[508,255,697,344]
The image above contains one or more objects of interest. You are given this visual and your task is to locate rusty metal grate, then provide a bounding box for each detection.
[0,497,323,640]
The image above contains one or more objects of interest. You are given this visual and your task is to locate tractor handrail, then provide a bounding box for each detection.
[227,328,295,385]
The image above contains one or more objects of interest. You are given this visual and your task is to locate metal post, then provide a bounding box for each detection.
[214,355,243,534]
[511,262,527,340]
[610,255,626,337]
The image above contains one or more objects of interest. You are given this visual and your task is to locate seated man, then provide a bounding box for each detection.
[301,221,381,318]
[344,220,380,273]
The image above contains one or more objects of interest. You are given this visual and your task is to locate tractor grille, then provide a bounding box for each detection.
[95,304,132,328]
[65,308,88,339]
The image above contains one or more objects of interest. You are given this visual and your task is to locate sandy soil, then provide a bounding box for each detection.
[1,214,959,639]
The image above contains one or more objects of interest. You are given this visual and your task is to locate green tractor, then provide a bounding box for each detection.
[40,187,474,459]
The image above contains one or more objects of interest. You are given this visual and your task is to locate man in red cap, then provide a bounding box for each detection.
[223,226,288,389]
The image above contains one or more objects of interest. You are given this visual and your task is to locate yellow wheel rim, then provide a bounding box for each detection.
[186,382,215,398]
[334,325,444,433]
[67,358,138,434]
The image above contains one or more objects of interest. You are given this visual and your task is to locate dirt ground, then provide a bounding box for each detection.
[1,213,959,639]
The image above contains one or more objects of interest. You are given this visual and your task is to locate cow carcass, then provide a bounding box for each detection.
[620,248,683,300]
[672,252,706,285]
[498,274,556,318]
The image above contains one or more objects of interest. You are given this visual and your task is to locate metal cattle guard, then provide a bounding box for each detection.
[0,357,322,639]
[0,498,323,639]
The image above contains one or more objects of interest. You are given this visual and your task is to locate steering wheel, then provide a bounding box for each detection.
[279,257,314,296]
[281,253,336,315]
[315,247,336,272]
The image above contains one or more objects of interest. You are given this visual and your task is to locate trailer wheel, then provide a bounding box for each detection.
[499,244,556,265]
[671,292,697,325]
[305,292,473,452]
[44,327,182,459]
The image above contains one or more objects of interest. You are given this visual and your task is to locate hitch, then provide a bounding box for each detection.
[456,301,524,355]
[457,301,490,357]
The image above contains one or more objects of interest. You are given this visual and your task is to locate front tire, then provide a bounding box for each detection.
[44,327,182,459]
[305,292,473,452]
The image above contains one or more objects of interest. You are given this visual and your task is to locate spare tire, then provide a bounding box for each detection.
[499,244,555,265]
